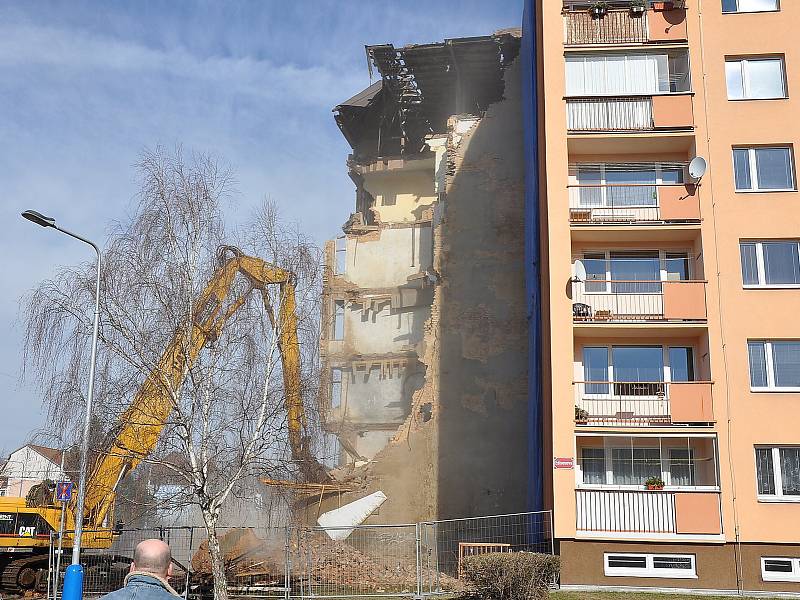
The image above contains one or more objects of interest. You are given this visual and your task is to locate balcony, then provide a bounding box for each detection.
[575,434,722,538]
[568,184,700,223]
[564,7,688,47]
[574,380,714,426]
[572,279,707,322]
[576,489,722,537]
[567,93,693,132]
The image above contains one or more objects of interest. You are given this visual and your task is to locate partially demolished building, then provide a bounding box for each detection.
[319,31,530,522]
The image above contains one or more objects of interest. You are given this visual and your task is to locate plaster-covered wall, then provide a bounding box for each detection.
[342,226,432,289]
[363,169,437,223]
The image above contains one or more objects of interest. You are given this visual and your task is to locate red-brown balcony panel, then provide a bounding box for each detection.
[663,280,707,320]
[674,492,722,535]
[647,8,688,42]
[652,93,694,129]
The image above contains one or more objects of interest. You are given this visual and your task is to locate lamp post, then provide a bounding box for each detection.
[21,210,101,600]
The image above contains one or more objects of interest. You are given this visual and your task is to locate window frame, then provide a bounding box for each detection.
[761,557,800,582]
[576,249,694,293]
[576,442,716,490]
[581,343,697,390]
[755,446,800,502]
[604,553,697,579]
[722,0,780,14]
[725,56,787,100]
[740,240,800,288]
[332,299,346,340]
[748,340,800,392]
[732,146,796,192]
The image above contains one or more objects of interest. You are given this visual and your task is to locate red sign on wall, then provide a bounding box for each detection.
[553,457,574,469]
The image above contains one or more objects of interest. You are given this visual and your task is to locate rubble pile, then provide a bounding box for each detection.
[298,530,418,591]
[189,528,460,593]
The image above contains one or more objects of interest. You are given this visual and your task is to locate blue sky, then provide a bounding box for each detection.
[0,1,522,452]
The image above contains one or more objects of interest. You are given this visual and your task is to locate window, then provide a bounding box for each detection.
[612,447,661,485]
[334,237,346,274]
[332,300,345,340]
[583,346,609,394]
[565,53,690,96]
[669,448,696,486]
[733,147,795,191]
[575,162,685,209]
[761,557,800,582]
[582,344,696,394]
[576,249,692,294]
[722,0,779,13]
[581,448,606,484]
[605,553,697,578]
[669,347,695,382]
[755,447,800,500]
[577,439,715,488]
[748,341,800,390]
[330,368,343,409]
[740,241,800,287]
[726,57,786,99]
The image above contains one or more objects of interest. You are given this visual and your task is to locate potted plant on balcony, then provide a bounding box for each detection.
[645,476,665,490]
[575,405,590,424]
[630,0,647,15]
[589,1,609,18]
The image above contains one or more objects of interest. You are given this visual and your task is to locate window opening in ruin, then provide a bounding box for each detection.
[330,368,343,409]
[333,300,345,340]
[335,237,346,274]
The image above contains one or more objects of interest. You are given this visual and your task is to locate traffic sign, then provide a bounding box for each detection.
[55,481,73,502]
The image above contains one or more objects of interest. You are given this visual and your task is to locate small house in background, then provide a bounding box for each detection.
[0,444,68,498]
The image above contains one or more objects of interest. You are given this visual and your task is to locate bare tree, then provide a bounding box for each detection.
[21,147,324,600]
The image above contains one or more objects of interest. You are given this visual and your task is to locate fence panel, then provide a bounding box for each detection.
[418,511,554,596]
[291,523,419,599]
[48,511,554,600]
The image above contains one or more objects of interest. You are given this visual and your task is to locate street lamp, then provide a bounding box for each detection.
[21,210,101,600]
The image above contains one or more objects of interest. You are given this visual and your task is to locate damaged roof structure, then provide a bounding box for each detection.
[334,31,521,161]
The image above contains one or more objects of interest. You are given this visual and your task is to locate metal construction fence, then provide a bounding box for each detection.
[48,510,553,600]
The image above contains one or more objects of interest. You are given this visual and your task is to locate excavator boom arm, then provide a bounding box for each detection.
[78,249,325,530]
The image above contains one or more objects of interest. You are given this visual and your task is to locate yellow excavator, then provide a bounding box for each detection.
[0,246,329,591]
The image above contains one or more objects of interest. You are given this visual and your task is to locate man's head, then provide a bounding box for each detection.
[131,539,173,579]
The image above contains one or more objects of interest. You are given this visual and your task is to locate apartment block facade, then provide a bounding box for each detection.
[532,0,800,593]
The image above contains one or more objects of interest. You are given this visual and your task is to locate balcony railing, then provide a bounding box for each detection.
[576,489,722,536]
[564,6,689,46]
[564,9,649,45]
[572,279,707,322]
[574,380,714,425]
[568,184,700,223]
[566,94,693,132]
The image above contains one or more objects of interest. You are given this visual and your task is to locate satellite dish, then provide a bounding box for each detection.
[573,259,587,282]
[688,156,707,180]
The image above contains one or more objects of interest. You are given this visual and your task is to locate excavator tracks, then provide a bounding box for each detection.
[1,554,49,592]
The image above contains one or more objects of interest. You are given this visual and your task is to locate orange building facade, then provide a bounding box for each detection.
[535,0,800,593]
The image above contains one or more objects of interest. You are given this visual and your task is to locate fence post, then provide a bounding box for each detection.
[284,525,291,600]
[549,510,555,555]
[184,527,193,600]
[415,522,422,600]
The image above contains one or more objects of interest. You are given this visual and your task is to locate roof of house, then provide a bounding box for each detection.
[23,444,64,467]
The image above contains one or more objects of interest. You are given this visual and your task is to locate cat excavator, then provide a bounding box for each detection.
[0,246,329,591]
